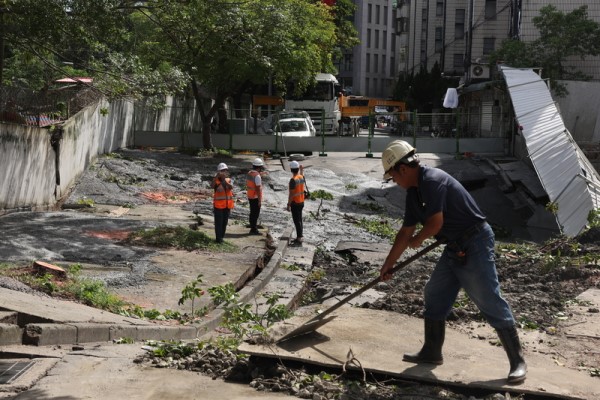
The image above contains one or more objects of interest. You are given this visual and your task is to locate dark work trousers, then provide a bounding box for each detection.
[213,207,231,242]
[290,202,304,239]
[249,198,260,230]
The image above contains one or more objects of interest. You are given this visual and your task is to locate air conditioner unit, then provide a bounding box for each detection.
[470,64,490,79]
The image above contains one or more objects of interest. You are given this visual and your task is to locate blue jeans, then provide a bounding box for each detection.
[423,223,516,329]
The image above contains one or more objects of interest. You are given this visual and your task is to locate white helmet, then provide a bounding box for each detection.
[252,158,264,167]
[382,140,418,179]
[289,160,300,169]
[217,162,228,171]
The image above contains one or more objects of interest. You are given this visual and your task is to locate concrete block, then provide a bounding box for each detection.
[71,323,112,343]
[0,323,23,345]
[135,326,198,341]
[24,323,77,346]
[109,326,139,342]
[109,325,198,342]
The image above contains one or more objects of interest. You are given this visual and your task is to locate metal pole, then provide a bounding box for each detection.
[455,109,461,158]
[319,108,327,156]
[366,111,374,158]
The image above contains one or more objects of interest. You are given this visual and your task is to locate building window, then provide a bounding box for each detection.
[391,56,395,75]
[375,29,379,49]
[367,29,371,48]
[384,6,388,25]
[436,1,444,17]
[382,54,386,74]
[366,53,371,73]
[374,54,379,73]
[383,30,387,50]
[485,0,496,20]
[344,54,353,71]
[455,9,465,39]
[483,37,496,55]
[368,4,372,23]
[365,78,370,94]
[453,53,463,69]
[435,27,443,53]
[391,32,396,52]
[373,78,378,95]
[376,5,380,24]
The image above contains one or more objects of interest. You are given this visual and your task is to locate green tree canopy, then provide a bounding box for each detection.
[131,0,339,148]
[1,0,348,149]
[491,5,600,94]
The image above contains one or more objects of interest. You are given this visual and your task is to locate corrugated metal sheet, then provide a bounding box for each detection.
[500,66,600,237]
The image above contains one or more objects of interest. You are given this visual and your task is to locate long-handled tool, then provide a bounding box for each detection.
[276,240,443,343]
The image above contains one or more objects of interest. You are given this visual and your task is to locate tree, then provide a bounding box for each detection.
[393,63,458,112]
[132,0,339,149]
[491,5,600,95]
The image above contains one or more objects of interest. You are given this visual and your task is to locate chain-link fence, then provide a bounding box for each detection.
[0,85,101,127]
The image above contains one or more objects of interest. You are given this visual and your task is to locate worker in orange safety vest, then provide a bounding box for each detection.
[213,162,234,243]
[247,158,265,235]
[286,160,305,244]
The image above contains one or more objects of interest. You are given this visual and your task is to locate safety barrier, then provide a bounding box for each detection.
[133,106,509,157]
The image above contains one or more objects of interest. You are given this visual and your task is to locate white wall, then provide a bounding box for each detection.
[0,99,134,212]
[554,81,600,143]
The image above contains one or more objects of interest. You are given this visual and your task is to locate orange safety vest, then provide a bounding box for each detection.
[290,174,305,204]
[246,170,260,199]
[214,178,234,209]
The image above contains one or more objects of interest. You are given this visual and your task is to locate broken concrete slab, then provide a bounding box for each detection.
[243,306,600,400]
[499,161,547,200]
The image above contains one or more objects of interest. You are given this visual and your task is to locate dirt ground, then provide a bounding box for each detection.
[5,147,600,398]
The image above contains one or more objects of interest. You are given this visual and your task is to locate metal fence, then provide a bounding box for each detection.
[0,86,101,127]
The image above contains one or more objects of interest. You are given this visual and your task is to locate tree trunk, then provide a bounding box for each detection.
[191,80,214,150]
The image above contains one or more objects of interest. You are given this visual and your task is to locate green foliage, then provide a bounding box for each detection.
[545,201,559,215]
[206,283,291,341]
[517,316,540,330]
[356,217,398,242]
[345,183,358,190]
[149,340,197,358]
[72,279,126,311]
[309,189,334,201]
[307,268,326,283]
[127,226,234,251]
[178,274,205,316]
[77,197,95,207]
[491,5,600,95]
[393,62,459,111]
[281,263,301,271]
[587,208,600,228]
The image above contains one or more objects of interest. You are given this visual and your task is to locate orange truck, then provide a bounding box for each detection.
[339,95,406,136]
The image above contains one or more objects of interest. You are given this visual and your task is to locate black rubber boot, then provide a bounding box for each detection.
[496,326,527,383]
[403,318,445,365]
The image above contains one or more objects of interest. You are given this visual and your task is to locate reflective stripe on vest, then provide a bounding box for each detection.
[290,174,305,203]
[214,178,234,209]
[246,170,259,199]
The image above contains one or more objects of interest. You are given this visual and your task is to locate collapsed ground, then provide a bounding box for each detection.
[3,148,599,399]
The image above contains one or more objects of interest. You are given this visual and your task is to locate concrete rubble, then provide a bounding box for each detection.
[0,151,597,399]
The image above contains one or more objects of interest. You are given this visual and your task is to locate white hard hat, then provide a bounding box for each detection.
[289,160,300,169]
[252,158,264,167]
[382,140,417,179]
[217,162,228,171]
